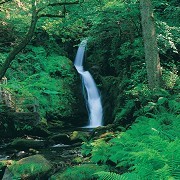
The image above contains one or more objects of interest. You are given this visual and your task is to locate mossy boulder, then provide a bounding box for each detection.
[0,112,50,138]
[70,131,89,143]
[47,120,65,130]
[10,138,45,149]
[27,123,51,137]
[50,164,108,180]
[90,124,115,140]
[2,155,52,179]
[71,156,84,164]
[0,160,13,179]
[49,133,70,144]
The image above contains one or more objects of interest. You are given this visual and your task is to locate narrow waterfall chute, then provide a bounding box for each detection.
[74,40,103,128]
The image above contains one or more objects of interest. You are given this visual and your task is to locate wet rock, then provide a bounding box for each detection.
[69,131,89,143]
[28,124,51,137]
[2,155,52,180]
[90,124,116,140]
[16,151,28,159]
[71,142,82,147]
[51,143,70,148]
[10,138,45,150]
[29,148,40,154]
[47,120,64,130]
[0,160,13,179]
[0,155,10,161]
[0,112,51,138]
[49,133,70,144]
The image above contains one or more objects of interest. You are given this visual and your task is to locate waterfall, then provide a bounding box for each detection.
[74,40,103,127]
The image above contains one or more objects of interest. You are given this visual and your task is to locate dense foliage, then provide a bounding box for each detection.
[6,45,77,118]
[82,94,180,179]
[0,0,179,179]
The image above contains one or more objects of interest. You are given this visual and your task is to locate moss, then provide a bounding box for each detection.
[49,133,70,144]
[70,131,89,143]
[72,157,84,164]
[50,164,108,180]
[6,45,82,123]
[10,138,45,149]
[4,155,52,179]
[0,160,14,179]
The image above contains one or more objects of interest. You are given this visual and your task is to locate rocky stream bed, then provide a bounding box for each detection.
[0,127,92,180]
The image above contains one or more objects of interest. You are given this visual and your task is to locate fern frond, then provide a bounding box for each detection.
[169,156,180,179]
[94,171,140,180]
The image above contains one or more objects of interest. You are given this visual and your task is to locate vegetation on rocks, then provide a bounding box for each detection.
[51,164,108,180]
[3,155,52,179]
[10,138,45,149]
[0,0,179,179]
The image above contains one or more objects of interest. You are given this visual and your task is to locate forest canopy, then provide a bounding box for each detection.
[0,0,179,179]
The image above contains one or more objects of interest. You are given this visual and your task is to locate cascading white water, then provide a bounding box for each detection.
[74,40,103,127]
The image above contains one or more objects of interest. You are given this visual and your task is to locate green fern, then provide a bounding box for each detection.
[88,103,180,179]
[94,171,140,180]
[91,139,111,163]
[167,148,180,179]
[51,164,108,180]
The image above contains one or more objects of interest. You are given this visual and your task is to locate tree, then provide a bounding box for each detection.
[140,0,162,89]
[0,0,79,80]
[0,0,11,5]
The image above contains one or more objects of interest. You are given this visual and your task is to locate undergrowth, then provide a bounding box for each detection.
[50,164,108,180]
[5,45,77,120]
[81,94,180,179]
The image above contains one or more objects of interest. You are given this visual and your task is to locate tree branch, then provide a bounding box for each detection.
[37,0,79,14]
[47,1,79,7]
[0,0,82,79]
[0,0,38,79]
[38,14,65,18]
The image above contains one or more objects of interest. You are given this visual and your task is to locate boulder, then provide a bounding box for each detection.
[90,124,116,140]
[10,138,45,149]
[69,131,89,143]
[28,124,51,137]
[49,133,70,144]
[0,160,13,179]
[2,155,52,180]
[0,112,50,138]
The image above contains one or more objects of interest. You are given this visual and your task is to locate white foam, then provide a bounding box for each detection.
[74,40,103,127]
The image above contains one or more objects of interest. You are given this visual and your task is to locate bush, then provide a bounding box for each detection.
[82,96,180,179]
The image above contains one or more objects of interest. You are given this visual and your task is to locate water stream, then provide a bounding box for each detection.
[74,40,103,127]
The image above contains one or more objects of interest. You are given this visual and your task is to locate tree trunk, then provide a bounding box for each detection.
[0,0,38,80]
[140,0,162,89]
